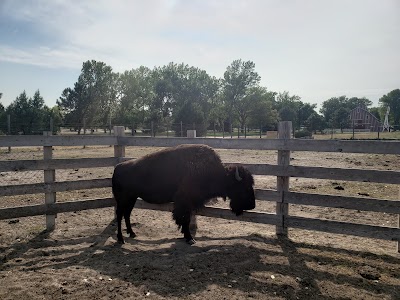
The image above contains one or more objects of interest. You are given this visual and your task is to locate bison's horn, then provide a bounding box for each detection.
[235,166,242,181]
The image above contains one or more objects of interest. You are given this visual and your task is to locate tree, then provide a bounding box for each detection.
[114,66,155,128]
[297,103,317,129]
[274,92,305,128]
[222,59,260,133]
[306,112,326,133]
[245,87,278,130]
[44,106,63,134]
[6,90,48,134]
[369,107,382,121]
[379,89,400,127]
[30,90,46,132]
[347,97,373,109]
[332,107,350,133]
[320,96,348,125]
[150,63,219,136]
[58,60,117,133]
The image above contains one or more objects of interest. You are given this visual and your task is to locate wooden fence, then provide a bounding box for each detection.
[0,122,399,252]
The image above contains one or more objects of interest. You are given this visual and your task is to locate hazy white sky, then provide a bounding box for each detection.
[0,0,399,109]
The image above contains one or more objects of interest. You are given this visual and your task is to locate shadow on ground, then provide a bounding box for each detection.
[1,221,399,299]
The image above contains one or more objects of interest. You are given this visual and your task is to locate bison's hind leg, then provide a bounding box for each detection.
[124,200,137,238]
[115,205,125,244]
[189,214,197,237]
[114,193,137,244]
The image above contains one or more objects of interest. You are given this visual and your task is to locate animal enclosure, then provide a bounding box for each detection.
[0,122,399,253]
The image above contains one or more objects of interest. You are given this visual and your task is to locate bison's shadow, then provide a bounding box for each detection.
[2,220,400,299]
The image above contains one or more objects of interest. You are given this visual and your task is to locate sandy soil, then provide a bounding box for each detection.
[0,146,399,299]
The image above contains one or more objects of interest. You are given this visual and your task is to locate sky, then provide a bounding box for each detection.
[0,0,399,110]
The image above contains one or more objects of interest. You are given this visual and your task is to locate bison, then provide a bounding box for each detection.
[112,144,255,244]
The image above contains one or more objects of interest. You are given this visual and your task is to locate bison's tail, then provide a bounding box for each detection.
[111,172,120,204]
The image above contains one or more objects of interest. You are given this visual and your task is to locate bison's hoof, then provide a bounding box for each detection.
[186,238,196,245]
[117,236,125,244]
[129,232,136,238]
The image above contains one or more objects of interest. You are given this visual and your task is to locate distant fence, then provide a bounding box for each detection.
[0,115,268,138]
[0,121,399,252]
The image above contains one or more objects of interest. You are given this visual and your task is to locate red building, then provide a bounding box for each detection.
[349,105,381,132]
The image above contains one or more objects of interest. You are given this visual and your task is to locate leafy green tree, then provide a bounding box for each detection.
[208,90,227,131]
[332,106,350,133]
[297,103,317,129]
[369,107,382,121]
[275,92,304,128]
[379,89,400,127]
[30,90,46,132]
[222,59,260,132]
[114,66,155,128]
[6,90,47,134]
[320,96,348,125]
[44,106,63,134]
[347,97,373,109]
[245,87,278,130]
[58,82,87,133]
[305,112,326,133]
[150,63,219,136]
[58,60,117,133]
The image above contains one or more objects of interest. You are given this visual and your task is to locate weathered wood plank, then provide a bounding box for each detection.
[0,204,48,219]
[255,189,281,202]
[287,216,400,241]
[43,138,56,231]
[121,137,400,154]
[120,136,283,150]
[283,139,400,154]
[134,200,281,225]
[0,179,112,196]
[47,198,115,214]
[0,157,117,172]
[1,135,400,154]
[0,135,117,147]
[276,121,292,235]
[285,191,400,214]
[0,198,280,226]
[243,164,400,184]
[3,160,397,185]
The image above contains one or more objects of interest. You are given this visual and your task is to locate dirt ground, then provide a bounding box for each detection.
[0,146,399,299]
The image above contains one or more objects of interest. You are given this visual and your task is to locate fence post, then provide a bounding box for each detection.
[276,121,292,236]
[397,187,400,253]
[50,118,54,133]
[213,122,216,138]
[43,131,56,231]
[113,126,126,163]
[180,121,183,137]
[7,114,11,152]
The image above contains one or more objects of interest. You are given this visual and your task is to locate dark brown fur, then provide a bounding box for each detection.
[112,144,255,244]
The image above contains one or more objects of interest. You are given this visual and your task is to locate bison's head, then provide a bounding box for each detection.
[225,165,255,216]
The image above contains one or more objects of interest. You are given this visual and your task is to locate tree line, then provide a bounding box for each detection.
[1,59,399,136]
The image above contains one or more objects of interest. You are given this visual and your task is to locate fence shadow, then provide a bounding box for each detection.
[1,220,399,299]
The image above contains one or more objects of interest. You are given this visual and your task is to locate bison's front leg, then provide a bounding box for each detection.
[173,205,195,245]
[189,214,197,237]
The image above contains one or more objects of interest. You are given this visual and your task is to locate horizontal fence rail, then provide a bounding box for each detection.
[0,123,399,252]
[2,135,400,154]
